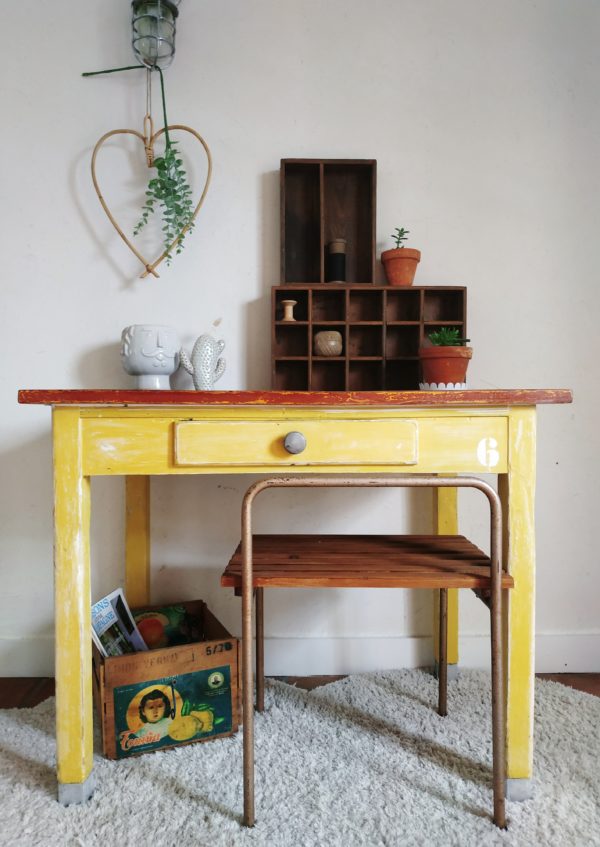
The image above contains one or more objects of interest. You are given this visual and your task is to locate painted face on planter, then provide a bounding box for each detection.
[140,328,179,368]
[121,325,180,375]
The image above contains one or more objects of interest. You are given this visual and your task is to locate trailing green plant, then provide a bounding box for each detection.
[82,63,197,266]
[391,227,410,249]
[428,327,470,346]
[133,68,194,262]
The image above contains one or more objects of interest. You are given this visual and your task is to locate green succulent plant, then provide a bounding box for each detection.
[391,227,410,249]
[428,327,470,346]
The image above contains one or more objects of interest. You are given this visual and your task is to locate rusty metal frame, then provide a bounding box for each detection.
[240,475,506,829]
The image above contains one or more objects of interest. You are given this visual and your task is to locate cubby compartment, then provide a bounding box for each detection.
[385,360,420,390]
[273,360,308,390]
[423,289,465,322]
[274,289,309,322]
[323,163,375,284]
[349,326,383,358]
[282,163,321,283]
[348,290,382,322]
[386,290,421,322]
[311,361,345,390]
[385,326,420,358]
[312,289,346,322]
[312,325,345,358]
[274,325,308,357]
[349,361,383,390]
[281,159,376,285]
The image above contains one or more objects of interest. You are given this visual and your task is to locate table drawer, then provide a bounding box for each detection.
[174,419,419,467]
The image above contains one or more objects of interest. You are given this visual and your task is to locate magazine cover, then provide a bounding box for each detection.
[92,588,149,656]
[113,666,232,758]
[133,603,203,649]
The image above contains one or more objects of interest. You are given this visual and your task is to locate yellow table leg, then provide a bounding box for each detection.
[53,408,94,803]
[125,476,150,607]
[433,486,459,674]
[500,407,536,801]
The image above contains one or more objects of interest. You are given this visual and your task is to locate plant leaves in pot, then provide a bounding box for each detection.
[381,227,421,286]
[419,327,472,390]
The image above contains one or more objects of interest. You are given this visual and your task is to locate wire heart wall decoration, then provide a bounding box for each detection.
[91,120,212,279]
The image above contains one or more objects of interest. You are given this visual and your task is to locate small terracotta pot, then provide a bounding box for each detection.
[419,346,472,389]
[381,248,421,286]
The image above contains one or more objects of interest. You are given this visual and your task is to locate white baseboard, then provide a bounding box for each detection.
[1,633,599,677]
[0,636,54,677]
[264,633,600,675]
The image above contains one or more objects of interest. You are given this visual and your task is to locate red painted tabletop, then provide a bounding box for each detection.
[18,389,573,407]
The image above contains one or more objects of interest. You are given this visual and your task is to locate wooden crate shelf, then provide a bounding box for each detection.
[281,159,376,285]
[271,285,467,391]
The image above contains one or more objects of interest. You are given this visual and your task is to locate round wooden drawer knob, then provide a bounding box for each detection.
[283,431,307,454]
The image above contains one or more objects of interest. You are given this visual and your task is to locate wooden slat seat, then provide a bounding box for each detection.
[221,534,514,590]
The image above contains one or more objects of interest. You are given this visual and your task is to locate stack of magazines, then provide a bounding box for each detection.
[91,588,148,657]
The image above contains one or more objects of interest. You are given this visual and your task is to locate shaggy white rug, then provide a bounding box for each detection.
[1,670,599,847]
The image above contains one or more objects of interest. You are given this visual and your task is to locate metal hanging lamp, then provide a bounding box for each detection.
[131,0,182,69]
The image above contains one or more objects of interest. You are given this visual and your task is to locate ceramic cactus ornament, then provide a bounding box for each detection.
[180,334,226,390]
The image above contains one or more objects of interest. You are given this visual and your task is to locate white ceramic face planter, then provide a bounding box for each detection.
[121,325,180,389]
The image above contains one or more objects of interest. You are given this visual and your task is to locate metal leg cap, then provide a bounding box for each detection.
[433,662,460,681]
[505,777,533,802]
[58,773,96,805]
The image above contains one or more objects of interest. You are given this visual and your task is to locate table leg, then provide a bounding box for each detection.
[499,407,536,801]
[53,408,95,804]
[125,476,151,607]
[433,486,459,679]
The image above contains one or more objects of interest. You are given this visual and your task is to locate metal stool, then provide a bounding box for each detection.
[222,475,509,829]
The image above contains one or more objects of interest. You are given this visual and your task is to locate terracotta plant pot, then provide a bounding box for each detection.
[381,248,421,286]
[419,346,473,390]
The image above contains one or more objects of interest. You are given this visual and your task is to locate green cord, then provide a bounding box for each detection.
[155,66,171,148]
[81,64,146,77]
[82,64,171,149]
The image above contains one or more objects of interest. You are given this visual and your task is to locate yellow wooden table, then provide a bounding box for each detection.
[19,388,571,805]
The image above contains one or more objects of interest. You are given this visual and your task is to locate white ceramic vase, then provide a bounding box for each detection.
[121,325,180,389]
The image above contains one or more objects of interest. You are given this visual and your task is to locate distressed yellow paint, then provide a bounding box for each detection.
[433,485,459,665]
[125,477,150,607]
[81,413,508,476]
[500,407,537,780]
[80,406,511,421]
[49,401,540,796]
[175,419,419,466]
[52,408,93,785]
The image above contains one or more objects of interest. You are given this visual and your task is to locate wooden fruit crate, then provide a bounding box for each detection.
[92,600,240,760]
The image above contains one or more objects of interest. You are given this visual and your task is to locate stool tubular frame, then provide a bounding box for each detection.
[239,475,506,829]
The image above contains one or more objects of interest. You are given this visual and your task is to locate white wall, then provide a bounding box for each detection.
[1,0,598,675]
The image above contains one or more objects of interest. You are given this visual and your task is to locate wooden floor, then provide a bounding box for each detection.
[0,674,598,709]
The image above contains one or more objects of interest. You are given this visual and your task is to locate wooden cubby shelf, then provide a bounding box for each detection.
[272,286,467,391]
[275,157,467,390]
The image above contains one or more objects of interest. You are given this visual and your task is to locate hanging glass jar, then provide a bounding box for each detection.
[131,0,181,69]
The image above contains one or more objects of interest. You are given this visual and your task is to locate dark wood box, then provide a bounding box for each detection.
[92,600,240,760]
[281,159,376,284]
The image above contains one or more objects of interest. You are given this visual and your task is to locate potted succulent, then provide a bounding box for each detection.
[381,227,421,286]
[419,327,472,389]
